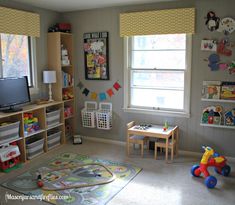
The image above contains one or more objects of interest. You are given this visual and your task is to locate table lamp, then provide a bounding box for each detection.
[43,70,56,102]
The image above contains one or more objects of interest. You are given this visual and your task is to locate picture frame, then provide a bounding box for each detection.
[84,32,109,80]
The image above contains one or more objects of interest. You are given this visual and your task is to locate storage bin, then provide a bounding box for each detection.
[0,121,20,145]
[81,101,97,128]
[96,102,112,130]
[26,137,44,159]
[46,109,61,127]
[47,129,61,150]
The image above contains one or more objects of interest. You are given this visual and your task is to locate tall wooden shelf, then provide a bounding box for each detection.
[47,32,75,139]
[0,101,65,163]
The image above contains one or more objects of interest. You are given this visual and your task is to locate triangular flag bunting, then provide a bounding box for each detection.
[106,88,114,97]
[82,88,90,96]
[113,81,121,91]
[91,92,98,100]
[77,81,84,89]
[99,92,107,101]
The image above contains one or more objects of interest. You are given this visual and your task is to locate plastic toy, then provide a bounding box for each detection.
[0,144,21,172]
[24,113,40,133]
[191,146,231,188]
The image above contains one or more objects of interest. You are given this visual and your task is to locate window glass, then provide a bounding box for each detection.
[0,34,32,86]
[124,33,191,116]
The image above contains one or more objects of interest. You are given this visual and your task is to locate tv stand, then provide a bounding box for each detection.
[2,106,23,113]
[0,101,66,164]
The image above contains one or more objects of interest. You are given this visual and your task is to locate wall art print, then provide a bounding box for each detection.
[84,32,109,80]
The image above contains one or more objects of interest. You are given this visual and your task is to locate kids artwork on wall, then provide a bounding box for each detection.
[205,11,235,35]
[84,32,109,80]
[202,11,235,74]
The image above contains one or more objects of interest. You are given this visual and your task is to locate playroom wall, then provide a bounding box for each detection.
[0,1,60,100]
[61,0,235,157]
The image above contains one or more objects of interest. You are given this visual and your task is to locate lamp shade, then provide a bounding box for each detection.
[43,70,56,84]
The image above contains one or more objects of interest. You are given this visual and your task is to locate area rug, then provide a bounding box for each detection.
[2,153,142,205]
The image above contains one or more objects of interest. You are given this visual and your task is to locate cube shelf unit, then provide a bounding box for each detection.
[47,32,75,138]
[0,101,65,163]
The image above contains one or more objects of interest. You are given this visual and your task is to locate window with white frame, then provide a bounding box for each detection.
[0,33,36,87]
[124,34,192,117]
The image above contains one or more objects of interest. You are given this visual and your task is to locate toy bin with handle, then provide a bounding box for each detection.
[26,136,44,160]
[96,102,112,130]
[0,121,20,145]
[46,109,61,128]
[47,129,61,150]
[81,101,97,128]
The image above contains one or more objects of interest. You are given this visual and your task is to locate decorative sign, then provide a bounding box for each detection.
[84,32,109,80]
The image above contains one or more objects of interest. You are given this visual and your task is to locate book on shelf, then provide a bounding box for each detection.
[202,81,221,99]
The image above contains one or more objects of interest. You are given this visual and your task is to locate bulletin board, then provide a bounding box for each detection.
[83,32,109,80]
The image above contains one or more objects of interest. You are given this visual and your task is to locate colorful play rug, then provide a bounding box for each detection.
[2,153,142,205]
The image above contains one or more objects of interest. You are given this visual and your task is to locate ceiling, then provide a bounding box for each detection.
[12,0,174,12]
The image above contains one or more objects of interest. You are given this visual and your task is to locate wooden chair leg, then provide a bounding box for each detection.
[171,147,174,161]
[154,143,157,159]
[146,140,149,153]
[141,142,144,157]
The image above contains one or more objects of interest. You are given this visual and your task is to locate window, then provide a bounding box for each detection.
[124,34,192,117]
[0,33,36,88]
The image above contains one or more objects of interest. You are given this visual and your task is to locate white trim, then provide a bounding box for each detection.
[84,136,235,162]
[29,37,39,95]
[123,107,190,118]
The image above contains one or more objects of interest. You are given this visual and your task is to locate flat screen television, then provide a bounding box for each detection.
[0,76,31,112]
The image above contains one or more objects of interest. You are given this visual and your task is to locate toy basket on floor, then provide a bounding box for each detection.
[96,102,112,130]
[81,101,97,128]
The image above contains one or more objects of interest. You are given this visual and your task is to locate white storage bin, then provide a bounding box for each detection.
[26,137,44,159]
[46,109,61,128]
[0,121,20,144]
[96,102,112,130]
[81,101,97,128]
[47,130,61,150]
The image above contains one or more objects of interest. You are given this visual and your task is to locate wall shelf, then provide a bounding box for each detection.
[200,123,235,129]
[201,98,235,103]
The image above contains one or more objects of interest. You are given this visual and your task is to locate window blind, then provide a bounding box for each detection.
[0,6,40,37]
[120,8,195,37]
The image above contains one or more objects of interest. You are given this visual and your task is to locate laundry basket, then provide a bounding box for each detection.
[81,101,97,128]
[96,102,112,130]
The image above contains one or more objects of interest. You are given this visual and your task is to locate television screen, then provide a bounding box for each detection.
[0,76,31,112]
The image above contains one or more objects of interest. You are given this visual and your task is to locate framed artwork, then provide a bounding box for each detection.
[84,32,109,80]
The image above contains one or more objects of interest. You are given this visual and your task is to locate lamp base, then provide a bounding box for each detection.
[48,83,54,102]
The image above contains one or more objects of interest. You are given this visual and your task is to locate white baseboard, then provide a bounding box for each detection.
[83,136,235,162]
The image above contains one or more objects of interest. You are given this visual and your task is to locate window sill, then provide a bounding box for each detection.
[123,107,190,118]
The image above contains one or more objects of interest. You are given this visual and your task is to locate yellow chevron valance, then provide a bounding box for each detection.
[0,6,40,37]
[120,8,195,37]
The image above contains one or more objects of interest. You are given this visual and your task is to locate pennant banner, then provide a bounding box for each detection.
[106,88,114,97]
[113,82,121,91]
[91,92,98,100]
[99,92,107,101]
[77,81,84,89]
[77,80,121,100]
[82,88,90,96]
